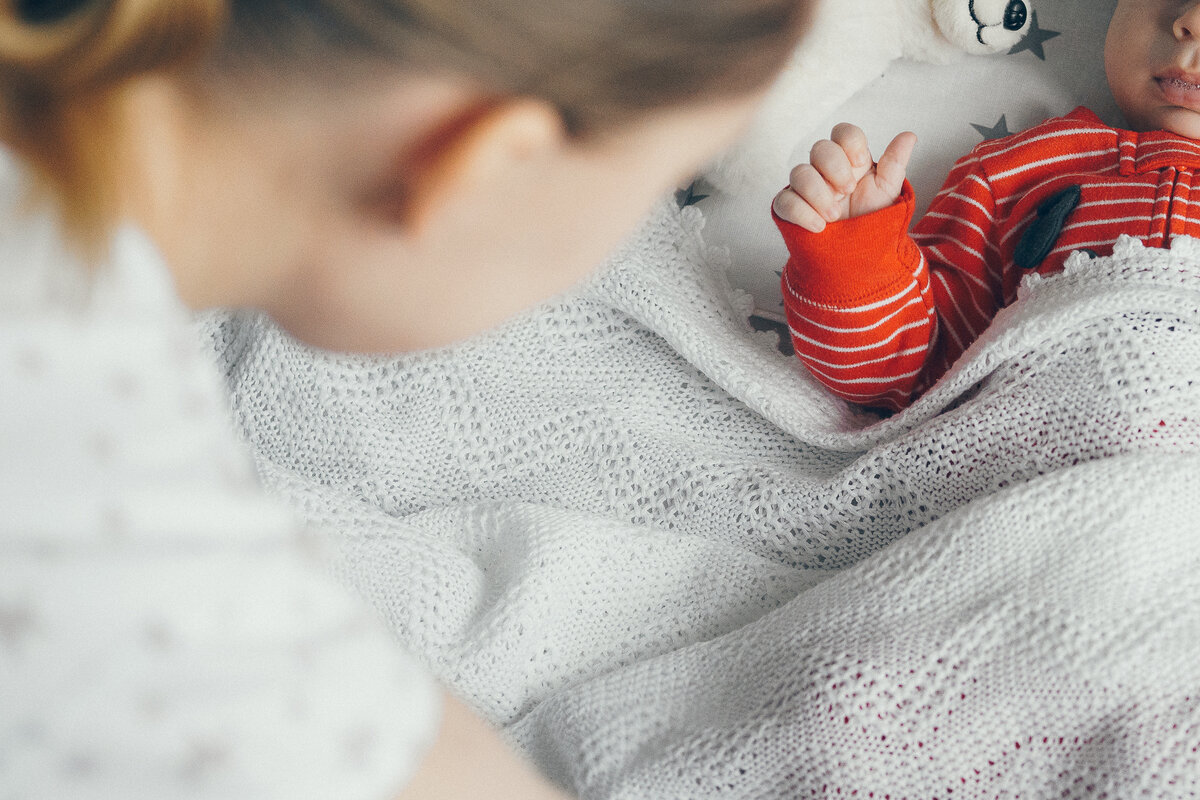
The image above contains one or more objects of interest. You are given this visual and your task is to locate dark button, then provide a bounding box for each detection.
[1014,184,1082,270]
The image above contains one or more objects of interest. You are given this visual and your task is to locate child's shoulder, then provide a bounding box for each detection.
[970,106,1117,166]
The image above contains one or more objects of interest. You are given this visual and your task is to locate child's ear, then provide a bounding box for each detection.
[373,97,566,234]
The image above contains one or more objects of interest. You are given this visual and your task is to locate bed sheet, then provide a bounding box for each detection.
[698,0,1121,321]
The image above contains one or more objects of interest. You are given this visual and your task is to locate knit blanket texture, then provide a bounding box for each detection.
[207,203,1200,798]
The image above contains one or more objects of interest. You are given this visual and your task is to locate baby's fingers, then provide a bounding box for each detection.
[809,138,859,195]
[774,186,829,233]
[830,123,874,172]
[786,162,843,222]
[873,131,917,197]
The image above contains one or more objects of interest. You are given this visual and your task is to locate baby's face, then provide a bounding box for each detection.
[1106,0,1200,138]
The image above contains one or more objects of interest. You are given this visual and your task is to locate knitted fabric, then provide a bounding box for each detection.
[205,202,1200,798]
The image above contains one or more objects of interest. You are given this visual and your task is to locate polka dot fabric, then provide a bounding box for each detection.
[211,202,1200,798]
[0,160,440,799]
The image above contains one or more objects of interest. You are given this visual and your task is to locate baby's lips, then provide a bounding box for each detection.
[1157,73,1200,110]
[1158,67,1200,87]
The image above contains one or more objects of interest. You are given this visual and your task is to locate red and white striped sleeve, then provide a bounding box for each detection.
[774,153,1001,411]
[910,152,1004,386]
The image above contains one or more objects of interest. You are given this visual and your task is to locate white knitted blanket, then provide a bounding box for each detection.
[208,203,1200,798]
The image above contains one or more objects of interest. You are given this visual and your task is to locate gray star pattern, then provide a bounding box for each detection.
[0,604,36,649]
[972,115,1013,141]
[675,180,710,209]
[749,313,795,357]
[178,740,229,783]
[1008,11,1061,60]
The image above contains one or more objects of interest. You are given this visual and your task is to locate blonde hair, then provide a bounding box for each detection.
[0,1,225,243]
[0,0,810,243]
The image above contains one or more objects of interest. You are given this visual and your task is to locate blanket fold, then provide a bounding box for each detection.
[208,202,1200,797]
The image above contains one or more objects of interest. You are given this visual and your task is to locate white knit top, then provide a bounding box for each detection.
[0,157,440,799]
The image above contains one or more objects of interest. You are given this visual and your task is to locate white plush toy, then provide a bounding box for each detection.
[705,0,1033,192]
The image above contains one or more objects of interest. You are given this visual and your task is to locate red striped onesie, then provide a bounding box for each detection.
[774,106,1200,411]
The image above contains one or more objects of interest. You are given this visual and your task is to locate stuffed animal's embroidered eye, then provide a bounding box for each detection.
[1004,0,1028,31]
[935,0,1034,54]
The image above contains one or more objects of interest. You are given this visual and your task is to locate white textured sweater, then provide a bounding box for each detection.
[0,157,439,799]
[208,201,1200,798]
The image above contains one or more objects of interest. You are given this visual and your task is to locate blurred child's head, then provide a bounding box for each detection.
[1107,0,1200,138]
[0,0,813,351]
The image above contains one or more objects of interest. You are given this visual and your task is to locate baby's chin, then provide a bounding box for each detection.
[1128,106,1200,140]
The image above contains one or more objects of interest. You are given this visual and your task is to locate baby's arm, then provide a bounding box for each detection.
[774,127,1007,411]
[772,124,937,411]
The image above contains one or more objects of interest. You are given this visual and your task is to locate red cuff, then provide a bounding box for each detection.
[772,180,918,306]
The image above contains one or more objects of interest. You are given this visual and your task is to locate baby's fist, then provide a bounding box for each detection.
[773,124,916,233]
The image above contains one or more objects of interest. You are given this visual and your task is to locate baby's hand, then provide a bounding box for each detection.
[773,124,917,233]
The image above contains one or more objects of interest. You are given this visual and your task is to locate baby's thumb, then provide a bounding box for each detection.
[874,132,917,197]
